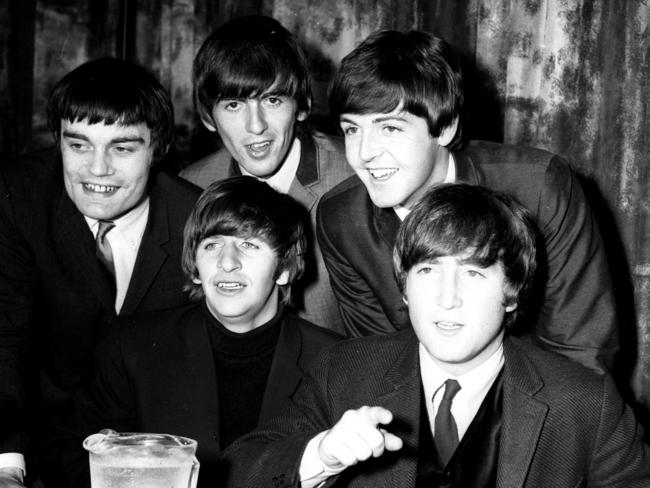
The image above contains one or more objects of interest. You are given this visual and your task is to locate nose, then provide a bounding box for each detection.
[246,103,268,135]
[436,270,462,310]
[358,131,382,163]
[88,150,114,177]
[217,242,242,273]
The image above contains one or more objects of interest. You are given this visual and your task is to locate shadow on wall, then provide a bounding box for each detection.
[579,175,648,432]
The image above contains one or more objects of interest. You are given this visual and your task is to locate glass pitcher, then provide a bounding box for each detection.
[83,429,200,488]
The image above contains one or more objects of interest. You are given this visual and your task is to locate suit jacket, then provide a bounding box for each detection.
[180,131,354,333]
[222,333,650,488]
[317,140,617,373]
[42,303,342,488]
[0,149,201,457]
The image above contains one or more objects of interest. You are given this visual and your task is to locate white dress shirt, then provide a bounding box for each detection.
[85,197,150,313]
[419,342,504,442]
[239,138,301,194]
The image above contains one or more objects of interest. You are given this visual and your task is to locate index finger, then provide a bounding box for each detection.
[362,405,394,427]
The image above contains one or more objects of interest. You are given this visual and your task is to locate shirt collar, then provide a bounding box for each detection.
[239,137,301,194]
[85,197,150,247]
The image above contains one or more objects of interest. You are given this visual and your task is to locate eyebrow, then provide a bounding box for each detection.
[339,114,409,125]
[61,130,146,145]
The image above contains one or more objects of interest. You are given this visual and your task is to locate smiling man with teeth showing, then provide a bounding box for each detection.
[180,15,354,333]
[316,30,618,376]
[0,58,201,488]
[222,184,650,488]
[44,176,341,488]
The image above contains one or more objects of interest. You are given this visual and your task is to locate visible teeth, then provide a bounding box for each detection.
[368,168,398,179]
[217,282,244,289]
[436,321,460,329]
[248,141,271,151]
[84,183,117,193]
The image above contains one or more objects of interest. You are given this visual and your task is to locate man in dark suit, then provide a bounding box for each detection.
[223,184,650,488]
[317,30,617,373]
[42,176,342,488]
[0,58,201,487]
[180,16,354,333]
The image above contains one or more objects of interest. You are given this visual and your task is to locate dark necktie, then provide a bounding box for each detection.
[96,220,116,279]
[434,378,461,466]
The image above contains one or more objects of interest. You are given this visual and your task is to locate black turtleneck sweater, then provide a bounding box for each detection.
[203,304,282,449]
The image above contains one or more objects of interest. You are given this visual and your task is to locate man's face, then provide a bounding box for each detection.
[404,254,516,376]
[193,234,289,332]
[205,90,307,178]
[60,119,154,220]
[340,107,453,209]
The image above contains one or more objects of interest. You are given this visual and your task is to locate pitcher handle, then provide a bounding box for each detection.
[188,456,200,488]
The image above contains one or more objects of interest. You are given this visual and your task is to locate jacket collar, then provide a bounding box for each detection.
[52,187,116,312]
[120,171,171,315]
[258,313,305,424]
[227,131,321,211]
[452,145,482,184]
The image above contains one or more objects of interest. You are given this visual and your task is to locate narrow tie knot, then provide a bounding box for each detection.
[96,220,116,281]
[97,220,115,243]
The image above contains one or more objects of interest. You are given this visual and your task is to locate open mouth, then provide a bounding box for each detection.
[435,321,462,330]
[368,168,398,180]
[246,141,272,154]
[217,282,245,290]
[83,183,118,194]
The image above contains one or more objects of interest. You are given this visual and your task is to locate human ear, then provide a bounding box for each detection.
[199,106,218,132]
[505,302,517,313]
[201,116,218,133]
[275,269,290,286]
[192,276,202,285]
[438,117,459,147]
[296,98,311,122]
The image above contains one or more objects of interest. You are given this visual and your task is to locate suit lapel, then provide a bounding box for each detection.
[52,190,115,311]
[258,316,304,424]
[174,307,221,452]
[373,333,422,487]
[289,134,319,212]
[497,339,548,488]
[120,181,169,315]
[374,205,401,250]
[453,146,481,184]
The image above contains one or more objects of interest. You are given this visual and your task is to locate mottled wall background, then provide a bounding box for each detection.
[1,0,649,420]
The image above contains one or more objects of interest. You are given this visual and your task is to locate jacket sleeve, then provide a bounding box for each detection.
[0,172,35,455]
[39,327,137,488]
[533,157,618,373]
[589,374,650,486]
[316,200,399,338]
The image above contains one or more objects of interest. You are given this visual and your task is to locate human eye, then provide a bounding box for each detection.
[464,268,486,279]
[240,240,260,250]
[382,124,402,134]
[66,140,89,152]
[264,95,284,107]
[340,124,358,136]
[112,145,135,155]
[220,99,242,112]
[201,238,223,251]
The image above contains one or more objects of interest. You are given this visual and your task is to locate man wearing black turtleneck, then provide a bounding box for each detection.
[41,176,342,488]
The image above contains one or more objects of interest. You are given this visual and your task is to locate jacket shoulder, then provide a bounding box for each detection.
[114,302,201,345]
[179,148,232,188]
[286,313,344,343]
